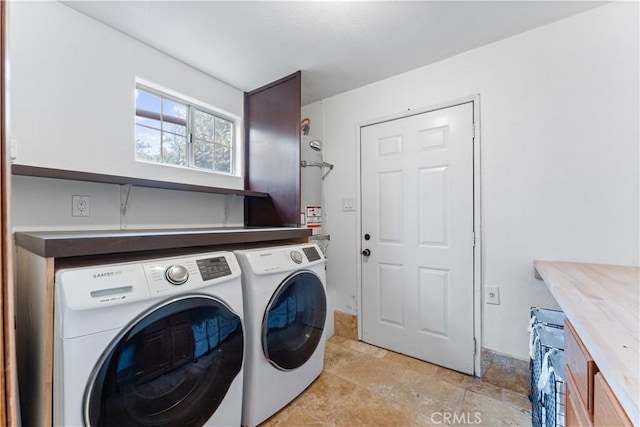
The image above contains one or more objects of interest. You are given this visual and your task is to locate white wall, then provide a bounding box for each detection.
[11,176,244,232]
[9,1,244,189]
[304,2,639,360]
[9,2,247,231]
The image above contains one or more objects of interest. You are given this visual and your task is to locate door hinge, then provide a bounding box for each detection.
[472,232,476,247]
[473,338,477,355]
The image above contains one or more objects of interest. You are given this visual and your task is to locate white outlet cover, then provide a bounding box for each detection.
[486,286,500,305]
[72,195,91,217]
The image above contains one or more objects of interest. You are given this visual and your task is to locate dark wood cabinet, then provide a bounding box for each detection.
[244,71,301,227]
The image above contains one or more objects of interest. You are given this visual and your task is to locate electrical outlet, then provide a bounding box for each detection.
[72,195,91,217]
[486,286,500,305]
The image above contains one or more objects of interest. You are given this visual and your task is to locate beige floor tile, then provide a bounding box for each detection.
[413,411,484,427]
[502,389,532,413]
[262,338,533,427]
[260,402,296,427]
[437,368,503,401]
[460,390,531,426]
[413,412,443,426]
[261,372,355,426]
[386,370,466,418]
[413,413,430,426]
[383,351,440,377]
[328,386,417,427]
[261,406,332,427]
[465,381,505,402]
[324,341,359,374]
[326,335,348,346]
[334,352,404,394]
[341,339,388,358]
[288,372,358,417]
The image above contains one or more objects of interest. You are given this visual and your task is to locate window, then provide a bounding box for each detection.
[135,85,235,174]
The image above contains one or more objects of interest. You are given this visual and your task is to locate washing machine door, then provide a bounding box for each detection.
[85,296,243,427]
[262,270,326,370]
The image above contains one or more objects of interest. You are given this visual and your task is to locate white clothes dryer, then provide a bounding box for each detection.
[54,251,245,427]
[235,244,327,427]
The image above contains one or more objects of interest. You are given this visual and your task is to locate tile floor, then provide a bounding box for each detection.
[261,336,532,426]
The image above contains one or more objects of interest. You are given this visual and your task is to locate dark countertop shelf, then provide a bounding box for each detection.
[15,227,312,258]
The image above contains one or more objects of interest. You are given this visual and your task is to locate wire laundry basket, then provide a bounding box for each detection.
[529,307,565,427]
[540,349,566,427]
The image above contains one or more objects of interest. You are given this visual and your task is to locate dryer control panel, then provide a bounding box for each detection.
[235,244,324,275]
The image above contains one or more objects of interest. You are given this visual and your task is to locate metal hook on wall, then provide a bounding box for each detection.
[300,160,334,180]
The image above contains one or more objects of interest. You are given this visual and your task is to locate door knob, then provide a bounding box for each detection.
[362,249,371,257]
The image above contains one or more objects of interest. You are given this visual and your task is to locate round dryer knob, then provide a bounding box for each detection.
[165,265,189,285]
[290,251,303,264]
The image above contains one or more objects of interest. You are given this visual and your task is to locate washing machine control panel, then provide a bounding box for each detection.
[165,264,189,285]
[142,252,241,296]
[196,256,233,281]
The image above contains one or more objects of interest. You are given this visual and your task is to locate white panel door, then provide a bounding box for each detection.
[360,102,475,374]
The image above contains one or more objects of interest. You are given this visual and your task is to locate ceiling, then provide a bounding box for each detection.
[63,1,605,106]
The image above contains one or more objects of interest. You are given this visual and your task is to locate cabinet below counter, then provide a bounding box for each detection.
[534,261,639,426]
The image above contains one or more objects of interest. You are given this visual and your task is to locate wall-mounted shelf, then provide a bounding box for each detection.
[11,164,269,198]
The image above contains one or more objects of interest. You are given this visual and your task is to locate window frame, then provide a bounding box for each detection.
[135,83,237,176]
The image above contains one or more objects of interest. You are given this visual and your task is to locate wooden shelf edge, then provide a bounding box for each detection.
[11,164,269,198]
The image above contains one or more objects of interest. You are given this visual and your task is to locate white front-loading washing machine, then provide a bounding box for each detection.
[54,251,245,427]
[234,244,327,427]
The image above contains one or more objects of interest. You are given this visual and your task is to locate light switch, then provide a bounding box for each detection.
[342,197,355,212]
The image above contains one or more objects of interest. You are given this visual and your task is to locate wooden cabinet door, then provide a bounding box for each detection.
[593,373,632,427]
[566,365,592,427]
[245,71,301,227]
[565,320,597,415]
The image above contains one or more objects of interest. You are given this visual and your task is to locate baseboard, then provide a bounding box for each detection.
[480,348,530,395]
[333,310,358,340]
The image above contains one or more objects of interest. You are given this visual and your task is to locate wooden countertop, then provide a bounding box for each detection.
[15,227,312,258]
[534,261,639,425]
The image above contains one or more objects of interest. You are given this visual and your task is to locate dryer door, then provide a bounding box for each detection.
[85,296,243,427]
[262,271,327,370]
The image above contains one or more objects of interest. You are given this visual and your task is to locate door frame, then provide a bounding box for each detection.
[355,94,482,375]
